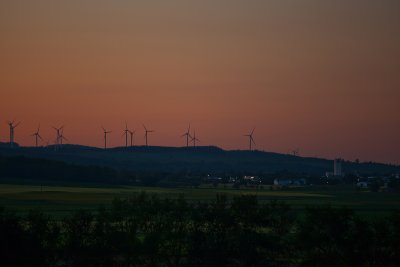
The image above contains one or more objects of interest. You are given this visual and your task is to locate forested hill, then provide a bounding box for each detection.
[0,143,398,175]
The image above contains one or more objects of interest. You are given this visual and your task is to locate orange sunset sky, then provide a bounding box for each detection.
[1,0,399,164]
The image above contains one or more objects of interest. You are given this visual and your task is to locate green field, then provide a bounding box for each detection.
[0,183,399,218]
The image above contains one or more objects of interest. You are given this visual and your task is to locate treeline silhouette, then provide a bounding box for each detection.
[0,156,126,185]
[0,155,205,186]
[2,144,399,175]
[0,155,306,187]
[2,155,399,189]
[1,193,399,266]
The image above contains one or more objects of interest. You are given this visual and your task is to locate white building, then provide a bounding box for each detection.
[274,178,306,186]
[334,159,342,176]
[357,181,369,188]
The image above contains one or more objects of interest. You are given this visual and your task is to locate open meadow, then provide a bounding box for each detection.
[0,183,398,219]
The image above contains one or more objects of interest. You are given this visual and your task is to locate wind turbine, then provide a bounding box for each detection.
[102,126,112,149]
[31,124,43,147]
[244,127,256,151]
[52,125,64,146]
[59,128,68,145]
[128,129,136,147]
[191,130,200,148]
[143,124,154,147]
[181,124,192,147]
[122,122,130,147]
[7,120,20,147]
[292,149,300,156]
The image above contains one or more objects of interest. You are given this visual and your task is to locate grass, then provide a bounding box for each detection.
[0,183,399,219]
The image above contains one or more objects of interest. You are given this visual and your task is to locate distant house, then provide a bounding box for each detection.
[274,179,292,186]
[325,172,334,178]
[357,181,369,188]
[243,176,261,184]
[274,178,306,186]
[229,177,238,183]
[204,175,222,183]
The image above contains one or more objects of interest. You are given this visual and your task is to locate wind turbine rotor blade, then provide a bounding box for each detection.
[142,124,147,131]
[251,127,255,135]
[251,137,256,145]
[38,134,43,140]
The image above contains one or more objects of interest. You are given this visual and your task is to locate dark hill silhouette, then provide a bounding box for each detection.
[0,143,398,175]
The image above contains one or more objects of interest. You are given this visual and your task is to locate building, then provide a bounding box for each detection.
[274,178,306,186]
[243,176,261,184]
[334,159,342,176]
[357,181,369,188]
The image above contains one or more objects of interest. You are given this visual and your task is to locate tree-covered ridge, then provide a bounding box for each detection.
[0,156,126,185]
[1,144,399,175]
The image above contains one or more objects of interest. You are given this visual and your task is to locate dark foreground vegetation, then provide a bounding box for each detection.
[1,193,399,266]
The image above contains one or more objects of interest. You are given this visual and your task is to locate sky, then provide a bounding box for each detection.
[0,0,399,164]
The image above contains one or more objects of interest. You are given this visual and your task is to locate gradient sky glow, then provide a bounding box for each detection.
[1,0,399,164]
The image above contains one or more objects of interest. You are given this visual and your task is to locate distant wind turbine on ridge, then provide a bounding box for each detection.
[128,129,136,147]
[31,124,43,147]
[59,127,68,145]
[143,124,154,147]
[181,124,192,147]
[102,126,112,149]
[191,130,200,147]
[52,125,64,146]
[122,122,129,147]
[7,119,20,147]
[244,127,256,151]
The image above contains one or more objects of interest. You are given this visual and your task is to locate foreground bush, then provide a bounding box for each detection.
[0,193,399,266]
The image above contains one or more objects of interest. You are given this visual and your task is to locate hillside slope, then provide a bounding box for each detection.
[0,143,398,175]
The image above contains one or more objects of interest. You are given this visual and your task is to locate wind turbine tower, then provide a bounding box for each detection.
[59,128,68,145]
[181,124,192,147]
[191,130,200,147]
[52,126,64,146]
[123,122,129,147]
[128,129,135,147]
[102,127,112,149]
[143,124,154,147]
[31,124,43,147]
[7,120,20,147]
[244,128,256,151]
